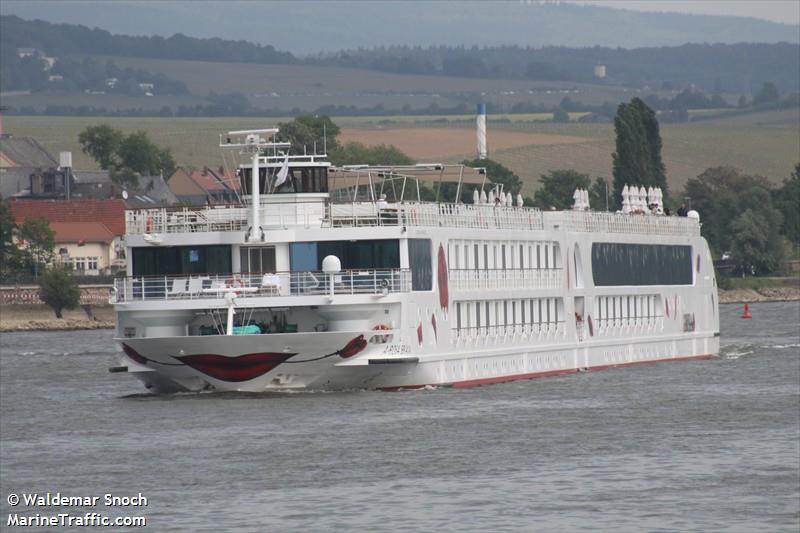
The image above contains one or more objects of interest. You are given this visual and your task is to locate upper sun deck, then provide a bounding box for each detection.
[125,200,701,238]
[133,133,701,239]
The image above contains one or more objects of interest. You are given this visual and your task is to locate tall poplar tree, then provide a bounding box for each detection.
[612,98,668,208]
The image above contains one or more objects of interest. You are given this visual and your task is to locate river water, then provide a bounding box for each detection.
[1,302,798,532]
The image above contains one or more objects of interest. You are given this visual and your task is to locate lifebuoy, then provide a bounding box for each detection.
[371,324,391,344]
[145,216,153,233]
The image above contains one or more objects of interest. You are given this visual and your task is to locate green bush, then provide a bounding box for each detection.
[38,266,80,318]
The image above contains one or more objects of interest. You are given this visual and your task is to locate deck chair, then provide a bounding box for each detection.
[187,278,204,295]
[168,278,187,297]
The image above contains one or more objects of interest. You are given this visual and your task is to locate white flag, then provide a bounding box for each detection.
[274,152,290,188]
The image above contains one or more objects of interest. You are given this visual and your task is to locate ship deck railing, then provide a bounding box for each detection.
[125,201,700,237]
[110,269,411,303]
[544,210,701,236]
[325,202,545,231]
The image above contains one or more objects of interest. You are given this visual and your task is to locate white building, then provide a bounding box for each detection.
[594,65,607,79]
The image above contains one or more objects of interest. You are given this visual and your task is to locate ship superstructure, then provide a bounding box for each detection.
[110,128,719,393]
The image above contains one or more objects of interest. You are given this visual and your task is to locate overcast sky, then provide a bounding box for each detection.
[570,0,800,25]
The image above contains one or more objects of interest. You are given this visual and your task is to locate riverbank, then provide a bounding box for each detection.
[0,304,115,332]
[718,286,800,304]
[1,286,799,332]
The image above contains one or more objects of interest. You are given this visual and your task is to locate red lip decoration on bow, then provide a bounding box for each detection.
[337,335,367,358]
[122,343,148,365]
[176,352,296,382]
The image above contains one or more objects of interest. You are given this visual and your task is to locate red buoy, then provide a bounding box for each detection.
[741,303,752,319]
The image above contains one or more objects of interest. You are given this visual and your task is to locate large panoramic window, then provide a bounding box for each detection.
[290,240,400,271]
[409,239,432,291]
[240,246,276,273]
[132,245,232,276]
[591,243,692,286]
[289,242,319,271]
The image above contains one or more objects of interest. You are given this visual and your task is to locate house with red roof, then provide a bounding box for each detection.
[8,199,127,274]
[50,222,121,274]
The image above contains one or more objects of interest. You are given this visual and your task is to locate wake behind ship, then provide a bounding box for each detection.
[109,127,719,393]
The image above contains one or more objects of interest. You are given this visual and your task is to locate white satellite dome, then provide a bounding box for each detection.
[322,255,342,273]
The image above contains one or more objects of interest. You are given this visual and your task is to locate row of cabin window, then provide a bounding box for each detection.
[449,241,560,271]
[454,298,563,336]
[594,295,661,324]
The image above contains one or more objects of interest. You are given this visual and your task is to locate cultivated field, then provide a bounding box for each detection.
[103,56,655,103]
[4,108,798,195]
[2,54,691,113]
[339,127,588,160]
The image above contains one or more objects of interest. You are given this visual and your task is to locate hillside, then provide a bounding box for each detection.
[2,14,799,103]
[1,54,688,115]
[2,1,797,53]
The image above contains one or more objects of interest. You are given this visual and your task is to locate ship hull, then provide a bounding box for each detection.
[116,329,719,393]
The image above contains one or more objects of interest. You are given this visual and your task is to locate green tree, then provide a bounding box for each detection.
[773,163,800,248]
[612,97,668,208]
[38,265,80,318]
[0,197,24,279]
[461,158,523,195]
[278,115,341,154]
[683,166,772,257]
[79,126,176,188]
[116,131,176,176]
[753,82,780,106]
[533,169,590,210]
[552,108,570,123]
[332,142,414,166]
[78,124,123,169]
[18,217,55,278]
[729,204,783,276]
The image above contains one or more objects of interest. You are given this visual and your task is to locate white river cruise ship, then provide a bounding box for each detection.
[110,128,719,393]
